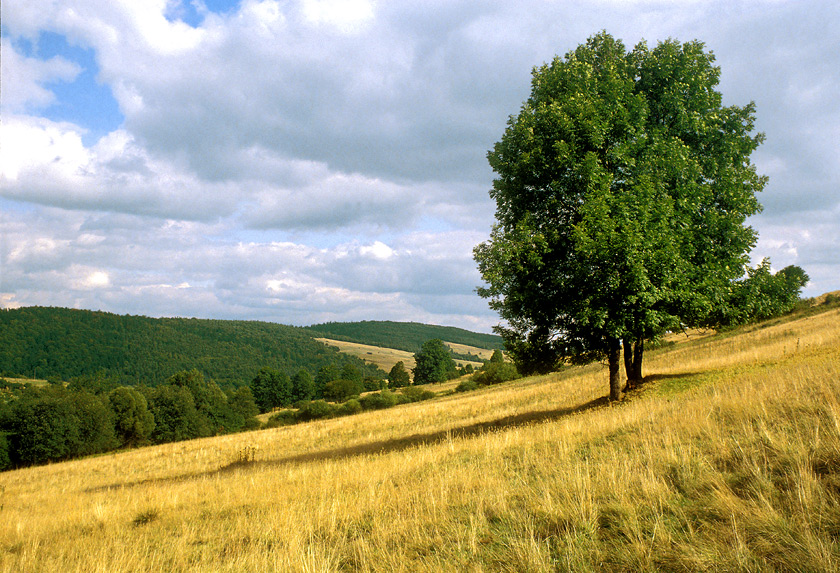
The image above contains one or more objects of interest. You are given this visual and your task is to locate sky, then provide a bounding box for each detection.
[1,0,838,334]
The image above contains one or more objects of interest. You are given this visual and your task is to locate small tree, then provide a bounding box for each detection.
[146,384,208,443]
[314,364,341,399]
[322,378,363,403]
[109,386,155,447]
[412,339,456,385]
[226,386,260,431]
[388,361,411,388]
[737,261,809,322]
[291,369,315,403]
[250,367,292,412]
[340,363,363,385]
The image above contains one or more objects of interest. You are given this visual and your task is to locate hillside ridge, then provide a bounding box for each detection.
[0,307,499,386]
[305,320,503,353]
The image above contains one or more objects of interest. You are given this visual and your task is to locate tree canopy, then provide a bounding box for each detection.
[474,32,769,399]
[387,361,411,388]
[412,339,457,385]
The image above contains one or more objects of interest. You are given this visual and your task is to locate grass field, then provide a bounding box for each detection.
[2,306,839,571]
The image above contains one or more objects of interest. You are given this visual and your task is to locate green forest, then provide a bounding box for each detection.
[0,307,385,387]
[305,320,503,353]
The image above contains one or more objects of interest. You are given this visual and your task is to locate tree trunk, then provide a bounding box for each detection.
[624,338,645,390]
[623,340,636,383]
[608,337,622,401]
[632,339,644,382]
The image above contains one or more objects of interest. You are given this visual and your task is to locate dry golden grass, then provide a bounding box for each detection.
[2,308,839,572]
[315,338,418,373]
[442,342,497,363]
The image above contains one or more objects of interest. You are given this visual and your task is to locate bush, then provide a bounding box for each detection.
[397,386,436,403]
[266,410,297,427]
[338,399,362,416]
[360,391,398,411]
[455,379,479,393]
[296,400,336,421]
[472,362,520,386]
[363,377,385,392]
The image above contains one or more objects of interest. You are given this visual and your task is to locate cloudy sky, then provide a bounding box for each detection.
[1,0,838,333]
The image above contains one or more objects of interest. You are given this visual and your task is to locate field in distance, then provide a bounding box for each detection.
[2,303,838,571]
[315,338,490,374]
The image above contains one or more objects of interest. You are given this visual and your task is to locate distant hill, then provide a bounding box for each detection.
[305,320,504,354]
[0,307,385,387]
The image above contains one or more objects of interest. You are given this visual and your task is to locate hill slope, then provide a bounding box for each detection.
[306,320,504,354]
[1,306,838,571]
[315,338,491,374]
[0,307,385,386]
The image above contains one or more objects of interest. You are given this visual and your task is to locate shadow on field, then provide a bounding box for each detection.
[220,394,613,475]
[86,394,613,492]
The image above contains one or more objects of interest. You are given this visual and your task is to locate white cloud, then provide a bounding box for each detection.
[1,0,838,331]
[301,0,375,32]
[359,241,394,260]
[83,270,111,288]
[0,38,81,112]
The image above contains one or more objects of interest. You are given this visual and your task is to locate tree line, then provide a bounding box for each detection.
[1,339,480,470]
[0,369,260,470]
[0,307,385,387]
[305,320,504,355]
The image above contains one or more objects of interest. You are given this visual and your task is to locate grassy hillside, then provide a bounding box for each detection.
[306,320,504,354]
[0,307,385,386]
[1,306,838,571]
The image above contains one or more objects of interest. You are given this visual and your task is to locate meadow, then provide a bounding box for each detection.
[1,306,838,572]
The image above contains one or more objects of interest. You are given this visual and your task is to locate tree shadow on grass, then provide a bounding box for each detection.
[222,394,613,473]
[640,372,708,395]
[87,394,612,492]
[88,371,707,493]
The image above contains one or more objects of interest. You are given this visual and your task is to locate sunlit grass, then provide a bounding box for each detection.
[1,308,838,571]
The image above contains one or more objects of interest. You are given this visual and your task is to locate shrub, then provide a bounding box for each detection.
[338,399,362,416]
[266,410,297,427]
[455,379,478,393]
[360,391,398,411]
[397,386,436,403]
[296,400,336,421]
[472,362,520,386]
[363,377,385,392]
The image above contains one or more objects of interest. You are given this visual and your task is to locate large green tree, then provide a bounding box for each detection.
[474,32,766,400]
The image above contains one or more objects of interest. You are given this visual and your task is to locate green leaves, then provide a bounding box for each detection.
[476,31,768,377]
[412,339,457,385]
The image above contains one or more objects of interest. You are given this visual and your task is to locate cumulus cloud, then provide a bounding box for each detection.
[0,37,81,112]
[1,0,838,329]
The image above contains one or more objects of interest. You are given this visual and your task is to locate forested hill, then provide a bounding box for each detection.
[0,307,384,387]
[305,320,504,353]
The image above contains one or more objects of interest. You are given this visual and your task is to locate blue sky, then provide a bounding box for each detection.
[1,0,838,332]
